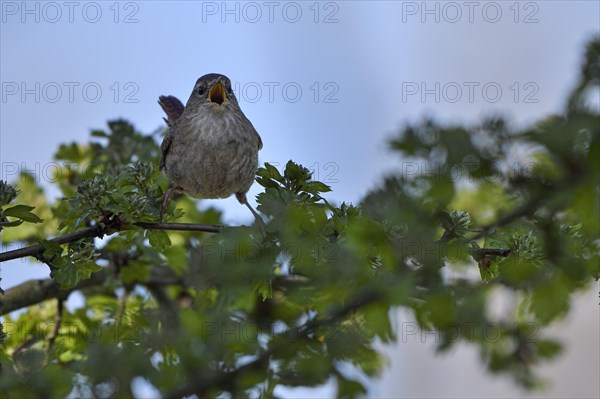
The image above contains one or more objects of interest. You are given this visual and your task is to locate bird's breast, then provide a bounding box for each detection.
[164,115,259,199]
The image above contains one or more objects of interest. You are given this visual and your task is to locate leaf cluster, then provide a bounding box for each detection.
[0,38,598,398]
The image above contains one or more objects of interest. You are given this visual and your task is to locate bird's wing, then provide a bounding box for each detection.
[256,131,263,150]
[158,95,185,126]
[158,95,185,170]
[243,114,263,151]
[160,130,174,171]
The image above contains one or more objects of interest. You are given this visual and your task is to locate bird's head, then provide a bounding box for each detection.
[187,73,240,114]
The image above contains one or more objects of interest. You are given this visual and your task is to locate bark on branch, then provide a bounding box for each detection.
[0,266,186,315]
[0,222,222,263]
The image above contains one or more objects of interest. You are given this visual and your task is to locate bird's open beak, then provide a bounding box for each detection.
[209,80,226,105]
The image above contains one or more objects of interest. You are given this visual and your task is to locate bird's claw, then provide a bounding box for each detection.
[160,186,175,222]
[236,192,265,226]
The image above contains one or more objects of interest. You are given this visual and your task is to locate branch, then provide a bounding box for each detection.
[0,269,108,315]
[0,266,185,315]
[476,248,511,257]
[0,225,107,263]
[133,222,222,233]
[471,170,583,242]
[471,196,544,241]
[0,222,222,264]
[47,299,64,352]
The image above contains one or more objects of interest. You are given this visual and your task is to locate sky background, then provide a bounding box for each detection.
[1,1,599,397]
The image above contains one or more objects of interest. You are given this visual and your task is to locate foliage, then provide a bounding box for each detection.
[0,39,598,397]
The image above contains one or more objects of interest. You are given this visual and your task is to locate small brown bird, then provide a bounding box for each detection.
[158,73,263,221]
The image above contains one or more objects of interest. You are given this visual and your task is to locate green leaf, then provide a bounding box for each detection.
[253,279,272,300]
[91,129,109,138]
[2,205,43,223]
[40,240,64,259]
[440,211,454,231]
[529,276,570,324]
[257,162,285,185]
[147,230,171,252]
[536,339,563,359]
[284,160,312,188]
[416,292,457,328]
[120,261,152,284]
[53,261,79,289]
[478,257,500,283]
[305,181,332,194]
[337,376,367,398]
[53,258,101,290]
[0,219,23,227]
[362,303,394,342]
[76,260,102,281]
[0,180,18,206]
[73,209,95,230]
[426,177,455,208]
[450,210,471,236]
[256,175,281,189]
[163,245,188,275]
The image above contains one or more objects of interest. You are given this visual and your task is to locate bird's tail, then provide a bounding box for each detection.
[158,95,185,126]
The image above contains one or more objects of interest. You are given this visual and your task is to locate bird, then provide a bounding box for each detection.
[158,73,263,222]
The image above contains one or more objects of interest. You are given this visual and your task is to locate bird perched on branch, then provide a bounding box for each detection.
[158,73,263,221]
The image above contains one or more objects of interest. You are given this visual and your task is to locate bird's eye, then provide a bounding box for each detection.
[198,86,206,96]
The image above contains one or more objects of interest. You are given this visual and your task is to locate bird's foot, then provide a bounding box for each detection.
[160,186,176,222]
[236,192,265,226]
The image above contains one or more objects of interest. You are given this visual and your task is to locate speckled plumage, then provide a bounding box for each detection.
[159,74,262,202]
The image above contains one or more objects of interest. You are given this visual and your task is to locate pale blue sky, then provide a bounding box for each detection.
[1,1,599,397]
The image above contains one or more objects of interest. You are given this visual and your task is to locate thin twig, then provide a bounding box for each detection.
[114,289,131,327]
[0,222,223,264]
[0,225,107,263]
[134,222,222,233]
[470,171,583,242]
[471,196,544,241]
[475,248,511,257]
[48,298,64,352]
